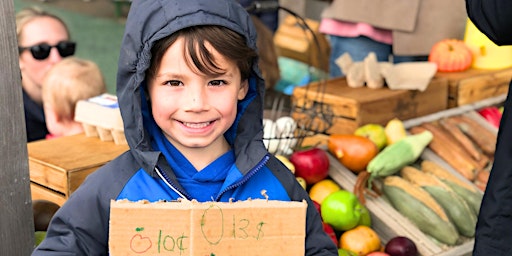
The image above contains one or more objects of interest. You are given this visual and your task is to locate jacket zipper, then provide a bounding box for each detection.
[155,166,190,200]
[155,154,270,202]
[214,154,270,201]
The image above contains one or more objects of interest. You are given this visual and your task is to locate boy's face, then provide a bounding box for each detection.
[148,37,248,154]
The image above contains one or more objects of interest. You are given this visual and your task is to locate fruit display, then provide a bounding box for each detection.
[268,114,484,255]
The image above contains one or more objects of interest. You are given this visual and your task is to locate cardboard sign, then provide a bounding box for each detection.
[109,199,307,255]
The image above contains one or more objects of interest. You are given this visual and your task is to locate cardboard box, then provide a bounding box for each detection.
[291,77,448,135]
[74,93,126,145]
[109,199,307,255]
[274,15,330,71]
[28,134,129,205]
[435,67,512,108]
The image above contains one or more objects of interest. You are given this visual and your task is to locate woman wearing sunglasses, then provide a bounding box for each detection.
[16,6,76,142]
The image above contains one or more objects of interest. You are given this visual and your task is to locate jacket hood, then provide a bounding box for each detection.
[116,0,268,175]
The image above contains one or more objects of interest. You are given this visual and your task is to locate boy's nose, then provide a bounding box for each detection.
[183,88,206,111]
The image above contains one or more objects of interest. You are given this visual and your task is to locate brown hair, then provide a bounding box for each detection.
[42,57,106,120]
[16,6,70,43]
[146,25,257,83]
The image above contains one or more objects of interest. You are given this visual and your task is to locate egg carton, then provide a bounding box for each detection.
[75,93,127,145]
[81,123,127,145]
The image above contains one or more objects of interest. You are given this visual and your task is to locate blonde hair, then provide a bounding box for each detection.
[16,6,70,43]
[42,57,106,121]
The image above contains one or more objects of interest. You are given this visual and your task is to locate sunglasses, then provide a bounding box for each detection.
[18,41,76,60]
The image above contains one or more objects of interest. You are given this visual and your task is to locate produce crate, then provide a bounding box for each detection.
[291,77,448,135]
[28,134,129,206]
[435,67,512,108]
[327,155,474,256]
[326,97,502,255]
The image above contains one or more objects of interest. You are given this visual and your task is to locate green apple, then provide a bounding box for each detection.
[321,190,364,231]
[354,124,387,151]
[358,204,372,227]
[338,248,358,256]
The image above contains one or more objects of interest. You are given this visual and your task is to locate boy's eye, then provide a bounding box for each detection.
[164,80,182,87]
[208,80,227,86]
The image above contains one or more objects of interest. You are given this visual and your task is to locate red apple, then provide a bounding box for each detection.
[312,200,321,216]
[289,147,330,185]
[322,222,338,246]
[385,236,418,256]
[367,252,391,256]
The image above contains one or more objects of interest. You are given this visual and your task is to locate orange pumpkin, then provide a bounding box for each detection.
[428,39,473,72]
[327,134,378,173]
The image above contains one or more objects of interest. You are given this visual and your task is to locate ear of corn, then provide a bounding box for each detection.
[421,160,483,215]
[367,130,433,178]
[383,176,459,245]
[401,166,477,237]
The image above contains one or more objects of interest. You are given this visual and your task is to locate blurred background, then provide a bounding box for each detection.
[12,0,328,94]
[14,0,128,93]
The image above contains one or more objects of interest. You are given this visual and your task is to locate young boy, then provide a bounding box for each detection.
[41,57,106,139]
[32,0,338,255]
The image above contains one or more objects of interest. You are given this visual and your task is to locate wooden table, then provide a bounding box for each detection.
[28,133,129,206]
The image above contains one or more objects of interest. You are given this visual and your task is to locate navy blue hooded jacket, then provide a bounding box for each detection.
[32,0,338,255]
[466,0,512,255]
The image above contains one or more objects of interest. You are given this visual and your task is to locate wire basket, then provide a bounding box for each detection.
[263,87,334,155]
[261,7,334,156]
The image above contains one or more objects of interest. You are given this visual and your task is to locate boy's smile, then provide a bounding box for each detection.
[148,37,248,169]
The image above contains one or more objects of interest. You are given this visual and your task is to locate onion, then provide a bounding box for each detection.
[384,236,418,256]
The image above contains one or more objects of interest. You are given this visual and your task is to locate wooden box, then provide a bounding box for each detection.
[328,155,474,256]
[28,134,129,206]
[291,77,448,135]
[326,103,500,255]
[435,67,512,108]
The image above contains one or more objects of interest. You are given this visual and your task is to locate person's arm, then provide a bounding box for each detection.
[466,0,512,45]
[467,1,512,255]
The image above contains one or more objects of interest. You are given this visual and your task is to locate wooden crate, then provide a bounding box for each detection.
[435,67,512,108]
[291,77,448,135]
[326,102,500,255]
[28,134,129,205]
[328,155,474,256]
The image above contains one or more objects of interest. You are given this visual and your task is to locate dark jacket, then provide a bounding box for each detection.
[467,0,512,255]
[23,89,48,142]
[32,0,337,255]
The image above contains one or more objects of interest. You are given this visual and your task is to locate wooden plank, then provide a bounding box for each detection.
[436,67,512,107]
[30,183,67,207]
[0,0,35,253]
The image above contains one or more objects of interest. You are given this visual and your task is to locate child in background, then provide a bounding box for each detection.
[32,0,338,255]
[41,57,106,139]
[16,6,76,141]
